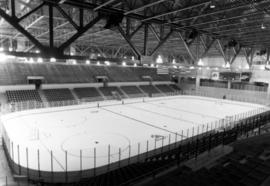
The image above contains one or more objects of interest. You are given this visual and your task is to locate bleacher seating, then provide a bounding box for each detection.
[43,88,75,102]
[155,84,175,93]
[6,90,42,103]
[0,62,171,85]
[98,86,125,99]
[169,84,181,91]
[120,86,145,97]
[139,85,160,95]
[73,87,103,101]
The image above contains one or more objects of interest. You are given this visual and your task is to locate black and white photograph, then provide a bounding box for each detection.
[0,0,270,185]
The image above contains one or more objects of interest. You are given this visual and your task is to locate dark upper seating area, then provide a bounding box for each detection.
[0,63,171,85]
[155,84,175,93]
[6,90,42,103]
[139,85,160,94]
[169,84,181,91]
[43,88,75,102]
[120,86,144,96]
[73,87,102,100]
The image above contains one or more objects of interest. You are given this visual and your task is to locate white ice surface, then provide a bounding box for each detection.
[0,95,266,172]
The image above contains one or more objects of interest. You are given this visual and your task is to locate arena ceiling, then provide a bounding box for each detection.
[0,0,270,64]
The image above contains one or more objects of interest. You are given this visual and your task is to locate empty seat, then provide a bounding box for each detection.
[6,90,42,103]
[43,89,74,102]
[73,87,103,101]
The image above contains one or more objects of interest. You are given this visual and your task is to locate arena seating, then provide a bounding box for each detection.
[169,84,181,91]
[73,87,103,101]
[144,133,270,186]
[120,86,145,97]
[139,85,160,95]
[6,90,42,103]
[98,86,126,99]
[155,84,176,93]
[43,88,75,102]
[0,62,171,85]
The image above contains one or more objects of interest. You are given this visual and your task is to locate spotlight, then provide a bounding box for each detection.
[198,58,203,66]
[105,61,110,66]
[37,58,43,63]
[210,0,216,8]
[50,57,56,63]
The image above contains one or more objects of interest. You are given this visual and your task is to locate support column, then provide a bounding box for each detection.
[267,81,270,98]
[196,76,200,90]
[228,80,231,90]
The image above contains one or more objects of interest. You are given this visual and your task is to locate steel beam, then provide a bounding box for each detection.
[230,45,242,64]
[150,30,173,56]
[177,12,263,29]
[10,0,15,17]
[94,0,118,11]
[18,2,45,21]
[124,0,169,15]
[79,8,84,28]
[200,37,215,59]
[217,39,227,63]
[143,24,149,56]
[128,23,144,39]
[142,1,210,22]
[49,4,54,49]
[55,5,79,30]
[168,0,268,24]
[117,25,141,59]
[177,32,195,62]
[0,7,45,51]
[59,15,102,52]
[149,24,160,42]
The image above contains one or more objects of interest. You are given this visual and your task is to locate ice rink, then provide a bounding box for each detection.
[0,95,266,172]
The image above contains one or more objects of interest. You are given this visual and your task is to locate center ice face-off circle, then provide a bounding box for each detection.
[61,132,131,158]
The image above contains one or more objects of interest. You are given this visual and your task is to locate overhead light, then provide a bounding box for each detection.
[210,0,216,8]
[58,0,67,4]
[225,62,230,68]
[37,58,43,63]
[29,58,34,63]
[122,61,126,66]
[134,63,137,67]
[97,61,100,65]
[105,61,110,66]
[198,58,203,66]
[50,57,56,63]
[156,55,163,64]
[86,60,90,65]
[0,53,7,62]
